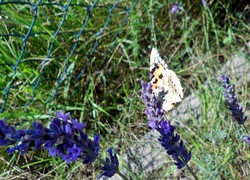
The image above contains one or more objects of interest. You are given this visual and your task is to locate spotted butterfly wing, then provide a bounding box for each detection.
[150,48,183,111]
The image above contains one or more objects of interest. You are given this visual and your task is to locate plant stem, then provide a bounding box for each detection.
[243,123,249,134]
[185,163,199,180]
[116,170,129,180]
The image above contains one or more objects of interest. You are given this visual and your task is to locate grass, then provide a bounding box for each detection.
[0,0,250,179]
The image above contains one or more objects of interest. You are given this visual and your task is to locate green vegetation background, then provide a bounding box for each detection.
[0,0,249,179]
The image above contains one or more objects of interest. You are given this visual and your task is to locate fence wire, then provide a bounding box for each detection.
[0,0,138,113]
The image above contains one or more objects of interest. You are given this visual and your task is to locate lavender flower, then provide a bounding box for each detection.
[97,148,119,179]
[0,120,17,146]
[81,134,100,164]
[170,3,183,14]
[0,111,120,179]
[221,75,247,124]
[141,81,191,169]
[0,111,100,164]
[141,82,164,129]
[243,136,250,146]
[201,0,207,6]
[157,120,191,169]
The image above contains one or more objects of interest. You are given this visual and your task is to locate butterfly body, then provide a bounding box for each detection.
[150,48,183,111]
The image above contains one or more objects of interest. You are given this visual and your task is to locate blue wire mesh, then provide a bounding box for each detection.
[0,0,138,113]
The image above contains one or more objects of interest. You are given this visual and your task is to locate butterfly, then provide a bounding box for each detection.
[150,48,183,111]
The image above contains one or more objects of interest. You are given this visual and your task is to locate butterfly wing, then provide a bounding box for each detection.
[162,70,183,111]
[150,48,169,97]
[150,48,167,72]
[150,48,183,112]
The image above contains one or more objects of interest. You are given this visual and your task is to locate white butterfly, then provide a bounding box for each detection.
[150,48,183,111]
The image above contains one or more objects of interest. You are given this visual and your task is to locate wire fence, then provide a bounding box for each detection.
[0,0,138,113]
